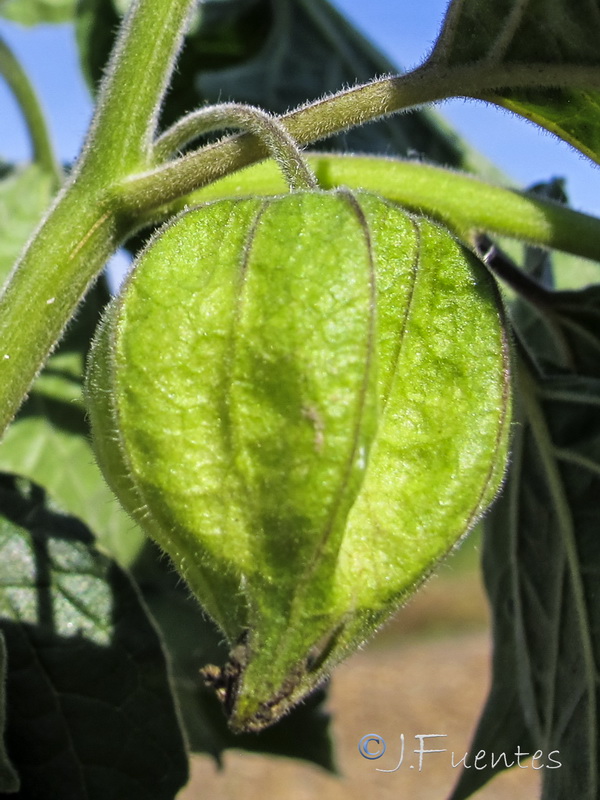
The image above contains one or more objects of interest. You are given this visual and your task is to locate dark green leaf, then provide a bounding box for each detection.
[0,474,188,799]
[0,635,19,794]
[453,369,600,799]
[132,542,335,771]
[0,165,54,287]
[510,281,600,375]
[454,188,600,798]
[542,286,600,375]
[0,0,76,24]
[449,422,536,800]
[428,0,600,164]
[75,0,488,169]
[0,282,145,568]
[74,0,121,91]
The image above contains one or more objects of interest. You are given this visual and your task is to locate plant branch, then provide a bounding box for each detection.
[0,0,196,437]
[474,234,555,306]
[3,37,600,438]
[122,154,600,266]
[79,0,195,183]
[117,61,600,213]
[0,35,61,186]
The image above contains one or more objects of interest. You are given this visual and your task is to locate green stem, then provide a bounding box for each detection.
[118,61,600,213]
[124,154,600,265]
[310,156,600,262]
[0,191,123,429]
[553,447,600,478]
[0,35,61,186]
[79,0,194,183]
[0,0,195,436]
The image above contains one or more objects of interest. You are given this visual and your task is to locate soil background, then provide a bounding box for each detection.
[179,543,541,800]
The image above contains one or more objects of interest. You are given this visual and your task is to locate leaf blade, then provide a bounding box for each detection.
[452,366,600,799]
[0,0,77,25]
[0,165,54,289]
[0,474,188,799]
[0,633,19,794]
[427,0,600,164]
[0,282,145,568]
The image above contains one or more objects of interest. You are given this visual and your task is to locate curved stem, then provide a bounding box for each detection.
[153,102,317,191]
[3,36,600,437]
[0,35,61,186]
[474,234,555,306]
[122,154,600,266]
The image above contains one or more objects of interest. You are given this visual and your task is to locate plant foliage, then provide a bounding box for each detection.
[1,0,600,797]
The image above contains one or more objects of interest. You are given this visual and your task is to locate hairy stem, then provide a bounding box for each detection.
[0,0,196,435]
[0,35,61,186]
[126,155,600,266]
[78,0,194,183]
[154,103,317,191]
[118,61,600,213]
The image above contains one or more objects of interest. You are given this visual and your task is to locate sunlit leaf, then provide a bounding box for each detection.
[0,474,188,799]
[0,0,76,24]
[0,165,54,288]
[0,282,145,567]
[427,0,600,164]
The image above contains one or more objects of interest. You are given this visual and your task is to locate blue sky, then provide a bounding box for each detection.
[1,0,600,216]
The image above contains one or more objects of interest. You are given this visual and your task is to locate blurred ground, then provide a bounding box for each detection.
[179,546,541,800]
